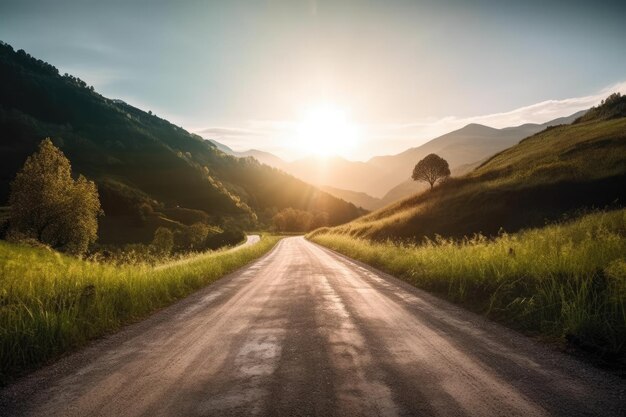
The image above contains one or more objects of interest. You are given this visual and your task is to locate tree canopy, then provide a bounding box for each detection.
[9,138,101,254]
[412,153,451,189]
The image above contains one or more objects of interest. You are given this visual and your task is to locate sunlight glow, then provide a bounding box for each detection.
[295,104,358,157]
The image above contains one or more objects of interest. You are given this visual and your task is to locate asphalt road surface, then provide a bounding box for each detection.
[1,237,624,416]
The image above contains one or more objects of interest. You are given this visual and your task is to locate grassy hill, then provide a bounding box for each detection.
[0,41,362,244]
[366,111,586,201]
[318,109,626,242]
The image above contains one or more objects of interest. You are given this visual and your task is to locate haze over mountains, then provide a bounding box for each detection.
[207,111,587,210]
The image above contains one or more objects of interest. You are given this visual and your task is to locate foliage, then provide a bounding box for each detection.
[0,235,282,384]
[575,92,626,123]
[151,227,174,255]
[411,153,450,189]
[186,222,211,249]
[310,209,626,361]
[272,207,330,232]
[8,138,100,255]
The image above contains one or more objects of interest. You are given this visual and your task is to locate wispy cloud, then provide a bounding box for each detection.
[198,127,264,138]
[195,81,626,161]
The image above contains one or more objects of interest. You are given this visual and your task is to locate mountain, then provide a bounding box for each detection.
[315,99,626,242]
[208,139,287,169]
[283,155,385,195]
[378,160,482,206]
[202,143,386,210]
[0,41,363,244]
[319,186,383,211]
[367,111,587,199]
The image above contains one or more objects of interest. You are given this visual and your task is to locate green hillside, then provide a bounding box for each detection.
[316,100,626,241]
[0,41,363,244]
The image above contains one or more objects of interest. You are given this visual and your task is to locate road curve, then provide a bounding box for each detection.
[1,236,624,416]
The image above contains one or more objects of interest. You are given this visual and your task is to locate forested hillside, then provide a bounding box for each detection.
[0,41,363,244]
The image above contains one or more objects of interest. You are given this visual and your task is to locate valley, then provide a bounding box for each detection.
[1,2,625,415]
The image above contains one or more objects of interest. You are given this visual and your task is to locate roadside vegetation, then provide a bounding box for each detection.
[271,207,330,233]
[0,234,281,384]
[310,209,626,362]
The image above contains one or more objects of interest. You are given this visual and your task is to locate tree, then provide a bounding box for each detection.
[311,211,329,230]
[151,227,174,255]
[272,208,315,232]
[411,154,451,189]
[186,222,210,250]
[9,138,101,255]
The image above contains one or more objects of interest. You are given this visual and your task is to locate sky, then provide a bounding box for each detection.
[1,0,625,160]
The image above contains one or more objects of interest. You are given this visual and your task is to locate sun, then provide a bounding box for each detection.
[295,104,358,157]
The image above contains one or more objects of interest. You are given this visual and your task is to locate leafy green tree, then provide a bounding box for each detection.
[311,211,330,230]
[187,222,210,250]
[151,227,174,255]
[272,208,314,232]
[9,138,101,254]
[412,153,451,189]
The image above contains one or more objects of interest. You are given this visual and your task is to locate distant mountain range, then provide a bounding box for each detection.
[208,140,287,170]
[207,111,587,210]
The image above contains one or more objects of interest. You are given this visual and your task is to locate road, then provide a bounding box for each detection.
[1,237,624,416]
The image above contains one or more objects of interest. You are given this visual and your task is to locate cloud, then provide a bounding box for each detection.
[360,80,626,157]
[197,127,263,138]
[194,81,626,160]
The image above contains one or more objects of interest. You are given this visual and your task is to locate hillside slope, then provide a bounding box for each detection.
[0,41,362,243]
[369,112,586,201]
[319,185,383,211]
[316,105,626,241]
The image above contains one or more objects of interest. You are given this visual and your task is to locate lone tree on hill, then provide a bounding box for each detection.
[9,138,101,255]
[412,153,451,189]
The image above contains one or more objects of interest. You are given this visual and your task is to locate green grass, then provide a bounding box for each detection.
[310,209,626,361]
[0,235,281,384]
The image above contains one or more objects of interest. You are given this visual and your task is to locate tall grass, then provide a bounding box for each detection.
[310,210,626,360]
[0,235,281,384]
